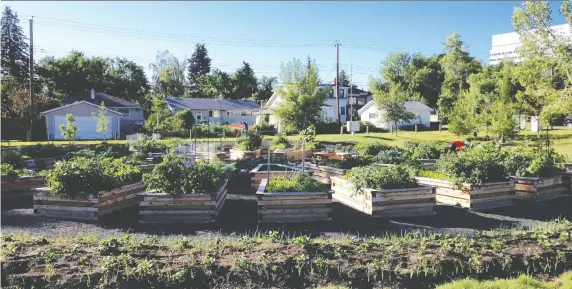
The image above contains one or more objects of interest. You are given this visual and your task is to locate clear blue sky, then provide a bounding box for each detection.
[4,1,568,90]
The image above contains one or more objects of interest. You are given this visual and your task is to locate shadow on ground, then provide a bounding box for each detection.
[3,194,570,239]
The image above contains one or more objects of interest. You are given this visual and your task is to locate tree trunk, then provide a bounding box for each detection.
[395,122,398,136]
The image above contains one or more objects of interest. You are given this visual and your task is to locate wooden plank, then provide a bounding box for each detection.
[257,199,331,206]
[470,186,514,196]
[140,200,214,206]
[372,197,435,206]
[435,195,470,208]
[259,208,331,215]
[99,198,139,215]
[99,192,138,207]
[372,202,434,211]
[34,204,97,213]
[259,203,329,209]
[258,191,329,197]
[435,187,471,200]
[471,190,514,200]
[140,210,213,215]
[332,192,372,215]
[372,192,435,202]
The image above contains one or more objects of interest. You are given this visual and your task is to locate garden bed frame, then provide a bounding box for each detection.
[331,177,436,218]
[512,174,570,202]
[301,163,348,184]
[256,178,332,223]
[138,164,156,173]
[313,152,356,161]
[415,177,515,210]
[418,159,438,170]
[24,158,56,171]
[229,149,262,160]
[138,181,228,224]
[250,163,307,189]
[272,150,313,162]
[32,182,146,221]
[2,176,46,200]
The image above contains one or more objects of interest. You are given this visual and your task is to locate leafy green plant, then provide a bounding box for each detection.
[266,173,329,192]
[353,142,391,157]
[344,164,418,193]
[1,149,24,169]
[46,156,142,198]
[503,145,565,178]
[59,113,78,145]
[372,148,412,165]
[402,140,448,160]
[143,154,228,195]
[271,134,292,151]
[235,132,262,151]
[1,163,20,180]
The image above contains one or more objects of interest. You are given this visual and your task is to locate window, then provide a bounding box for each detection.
[240,111,247,116]
[340,107,346,116]
[196,114,202,121]
[208,110,214,117]
[221,110,226,116]
[226,111,232,116]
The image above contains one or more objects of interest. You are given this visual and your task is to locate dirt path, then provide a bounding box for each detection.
[2,195,571,240]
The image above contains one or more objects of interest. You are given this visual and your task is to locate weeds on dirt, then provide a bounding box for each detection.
[2,219,572,288]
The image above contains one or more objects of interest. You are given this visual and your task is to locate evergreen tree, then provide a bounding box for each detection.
[233,61,257,99]
[187,43,211,90]
[1,6,30,82]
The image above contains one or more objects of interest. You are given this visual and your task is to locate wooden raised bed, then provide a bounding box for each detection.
[33,182,146,221]
[138,164,156,173]
[555,163,572,171]
[313,152,356,161]
[2,176,46,200]
[415,177,514,210]
[418,159,438,170]
[272,150,313,162]
[301,163,347,184]
[229,149,262,160]
[512,174,570,201]
[331,177,435,218]
[138,181,228,224]
[250,163,306,189]
[256,179,332,223]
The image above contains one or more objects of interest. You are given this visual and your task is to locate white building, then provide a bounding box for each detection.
[489,24,571,65]
[257,85,371,133]
[357,100,432,130]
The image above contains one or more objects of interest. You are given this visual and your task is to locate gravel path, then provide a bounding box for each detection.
[2,195,571,240]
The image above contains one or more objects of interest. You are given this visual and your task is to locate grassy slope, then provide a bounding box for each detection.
[436,271,572,289]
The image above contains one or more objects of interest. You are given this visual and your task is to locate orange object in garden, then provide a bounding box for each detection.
[452,140,465,151]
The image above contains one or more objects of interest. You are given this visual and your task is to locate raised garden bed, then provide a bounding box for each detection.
[512,174,571,201]
[418,159,438,170]
[313,152,356,161]
[229,148,262,160]
[1,175,46,200]
[256,178,332,223]
[33,182,145,221]
[138,164,156,173]
[331,176,436,218]
[301,162,348,184]
[272,150,313,162]
[250,163,306,189]
[138,181,228,224]
[415,177,515,210]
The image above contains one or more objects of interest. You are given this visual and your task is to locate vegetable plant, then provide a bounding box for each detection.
[402,140,448,160]
[266,174,328,193]
[271,134,292,151]
[235,132,262,151]
[344,164,418,193]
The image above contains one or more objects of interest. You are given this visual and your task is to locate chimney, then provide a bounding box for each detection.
[90,88,95,100]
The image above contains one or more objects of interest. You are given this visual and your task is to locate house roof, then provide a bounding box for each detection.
[358,100,432,115]
[41,101,124,115]
[165,98,260,111]
[63,90,139,108]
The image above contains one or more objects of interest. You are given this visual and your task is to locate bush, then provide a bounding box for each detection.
[402,140,448,160]
[46,156,142,198]
[143,153,228,195]
[1,149,24,169]
[372,148,410,165]
[266,174,329,193]
[94,143,130,158]
[344,165,418,193]
[433,142,508,186]
[315,121,341,134]
[271,134,292,151]
[131,138,167,154]
[1,163,20,180]
[312,156,372,170]
[255,121,275,135]
[352,142,391,157]
[19,144,70,159]
[503,145,565,178]
[235,132,262,151]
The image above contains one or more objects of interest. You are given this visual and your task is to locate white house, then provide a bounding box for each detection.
[358,100,432,129]
[164,97,260,125]
[257,84,371,132]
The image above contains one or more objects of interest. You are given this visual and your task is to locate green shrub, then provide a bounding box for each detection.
[235,132,262,151]
[94,143,130,158]
[1,149,24,169]
[372,148,411,165]
[417,169,454,182]
[255,121,275,134]
[131,138,167,154]
[402,140,448,160]
[266,174,328,193]
[143,154,228,195]
[344,165,418,193]
[46,156,142,198]
[19,144,70,159]
[271,134,292,151]
[1,163,20,180]
[503,145,565,178]
[433,142,508,186]
[353,142,391,157]
[312,156,372,170]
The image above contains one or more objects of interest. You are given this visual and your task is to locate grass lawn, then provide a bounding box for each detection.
[0,137,240,147]
[277,126,572,156]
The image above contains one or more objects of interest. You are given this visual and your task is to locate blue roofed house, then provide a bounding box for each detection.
[164,97,260,125]
[41,89,145,140]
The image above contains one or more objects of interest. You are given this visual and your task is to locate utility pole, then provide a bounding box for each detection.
[335,41,340,125]
[29,17,35,141]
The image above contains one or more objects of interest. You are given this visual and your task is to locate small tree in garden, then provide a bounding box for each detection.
[372,86,415,136]
[59,113,78,146]
[91,102,109,141]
